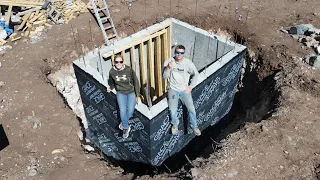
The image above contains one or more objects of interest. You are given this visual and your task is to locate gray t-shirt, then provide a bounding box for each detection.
[163,57,199,91]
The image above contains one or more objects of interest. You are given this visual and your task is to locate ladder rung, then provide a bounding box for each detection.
[107,34,117,39]
[100,16,110,22]
[97,7,107,11]
[104,26,113,30]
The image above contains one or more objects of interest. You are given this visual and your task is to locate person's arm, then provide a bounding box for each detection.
[132,69,141,97]
[189,62,199,88]
[107,71,115,92]
[163,59,173,80]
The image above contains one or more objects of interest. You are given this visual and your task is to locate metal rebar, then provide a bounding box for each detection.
[89,19,95,52]
[205,32,211,74]
[164,163,172,173]
[98,48,104,80]
[144,0,147,16]
[70,24,85,66]
[217,4,221,16]
[158,0,160,16]
[245,9,249,24]
[195,0,198,19]
[184,154,194,167]
[178,0,180,14]
[214,36,219,62]
[170,0,172,16]
[76,28,86,66]
[221,36,228,62]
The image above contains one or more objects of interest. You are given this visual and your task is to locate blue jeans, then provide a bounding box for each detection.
[168,89,198,128]
[116,92,136,129]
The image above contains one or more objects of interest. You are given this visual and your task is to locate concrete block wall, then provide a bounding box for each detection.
[73,18,246,166]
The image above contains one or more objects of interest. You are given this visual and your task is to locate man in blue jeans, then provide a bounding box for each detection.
[163,45,201,136]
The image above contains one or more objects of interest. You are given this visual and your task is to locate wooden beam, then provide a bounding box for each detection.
[147,39,155,99]
[139,43,146,95]
[155,35,162,97]
[0,38,7,46]
[5,5,12,25]
[17,12,32,30]
[103,29,167,58]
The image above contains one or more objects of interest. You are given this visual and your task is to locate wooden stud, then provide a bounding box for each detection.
[5,5,13,25]
[155,35,162,97]
[139,43,146,95]
[130,47,135,71]
[147,39,155,99]
[167,24,172,58]
[162,33,168,93]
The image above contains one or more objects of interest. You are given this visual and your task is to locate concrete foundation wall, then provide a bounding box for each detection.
[73,18,247,166]
[171,21,233,71]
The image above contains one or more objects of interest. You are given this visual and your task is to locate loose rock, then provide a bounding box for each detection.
[0,81,5,87]
[290,24,313,35]
[309,56,320,68]
[51,149,65,155]
[82,144,95,152]
[191,168,199,177]
[77,130,83,141]
[28,169,37,177]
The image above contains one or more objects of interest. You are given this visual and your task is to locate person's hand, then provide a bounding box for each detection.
[107,88,111,93]
[185,86,192,94]
[167,61,174,69]
[136,97,141,104]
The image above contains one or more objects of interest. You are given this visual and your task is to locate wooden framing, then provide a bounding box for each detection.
[162,32,169,92]
[155,35,162,97]
[0,0,44,7]
[139,43,146,94]
[147,39,155,100]
[103,23,171,103]
[1,0,44,25]
[4,5,12,24]
[130,47,135,71]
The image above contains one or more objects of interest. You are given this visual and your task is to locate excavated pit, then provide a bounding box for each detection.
[49,18,279,177]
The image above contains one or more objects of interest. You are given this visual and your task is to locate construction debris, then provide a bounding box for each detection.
[0,0,89,44]
[282,24,320,68]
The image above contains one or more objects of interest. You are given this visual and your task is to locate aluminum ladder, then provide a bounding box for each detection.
[91,0,119,45]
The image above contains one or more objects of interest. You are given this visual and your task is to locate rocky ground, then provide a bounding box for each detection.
[1,0,320,179]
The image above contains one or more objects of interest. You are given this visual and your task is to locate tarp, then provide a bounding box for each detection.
[0,21,14,37]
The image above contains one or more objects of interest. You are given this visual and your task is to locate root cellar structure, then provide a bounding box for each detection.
[73,18,246,166]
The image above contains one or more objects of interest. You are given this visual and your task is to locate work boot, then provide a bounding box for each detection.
[193,127,201,136]
[171,125,178,135]
[122,126,131,138]
[118,123,124,130]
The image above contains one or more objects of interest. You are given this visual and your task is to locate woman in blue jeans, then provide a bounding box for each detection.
[107,55,141,138]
